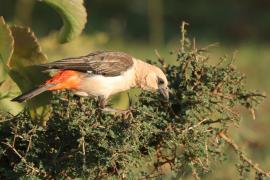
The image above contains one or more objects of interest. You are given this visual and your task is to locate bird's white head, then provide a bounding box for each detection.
[139,64,169,100]
[134,59,169,99]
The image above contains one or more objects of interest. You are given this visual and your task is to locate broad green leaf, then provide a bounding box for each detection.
[40,0,87,43]
[8,26,51,122]
[0,16,13,82]
[0,17,23,115]
[0,77,23,115]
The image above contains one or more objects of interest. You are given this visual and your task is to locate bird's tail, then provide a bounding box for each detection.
[11,85,52,102]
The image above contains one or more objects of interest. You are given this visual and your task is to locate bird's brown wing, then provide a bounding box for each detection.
[40,51,134,77]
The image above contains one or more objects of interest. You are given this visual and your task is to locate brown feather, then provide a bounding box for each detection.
[39,51,134,77]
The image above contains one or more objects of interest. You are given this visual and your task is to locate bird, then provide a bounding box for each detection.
[11,51,169,111]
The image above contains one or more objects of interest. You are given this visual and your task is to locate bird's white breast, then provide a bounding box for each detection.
[76,66,136,98]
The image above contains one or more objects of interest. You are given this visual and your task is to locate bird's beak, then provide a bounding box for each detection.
[159,87,169,100]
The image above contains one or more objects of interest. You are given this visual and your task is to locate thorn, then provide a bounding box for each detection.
[250,108,256,120]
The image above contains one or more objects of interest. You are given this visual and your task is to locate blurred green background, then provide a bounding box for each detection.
[1,0,270,179]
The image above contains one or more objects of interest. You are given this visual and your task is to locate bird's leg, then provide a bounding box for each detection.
[98,96,132,116]
[98,96,107,109]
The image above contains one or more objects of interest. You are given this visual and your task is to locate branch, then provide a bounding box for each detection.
[190,161,200,180]
[1,141,40,174]
[219,132,270,177]
[180,21,189,52]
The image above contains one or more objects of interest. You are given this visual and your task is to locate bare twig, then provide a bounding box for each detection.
[81,136,86,167]
[154,49,163,62]
[196,158,209,173]
[78,120,86,169]
[190,161,200,180]
[205,141,209,167]
[212,92,234,100]
[198,42,219,52]
[25,125,37,155]
[216,103,240,118]
[2,141,40,174]
[180,21,189,52]
[184,118,208,132]
[250,108,256,120]
[219,132,270,177]
[0,118,13,123]
[229,50,239,65]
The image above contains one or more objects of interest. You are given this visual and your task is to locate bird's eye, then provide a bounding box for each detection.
[158,77,164,85]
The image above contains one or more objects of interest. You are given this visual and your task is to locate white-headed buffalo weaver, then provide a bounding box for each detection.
[12,51,169,110]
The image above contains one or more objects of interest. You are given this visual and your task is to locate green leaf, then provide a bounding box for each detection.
[0,16,13,82]
[0,77,23,115]
[40,0,87,43]
[8,26,52,122]
[7,26,48,68]
[0,16,23,115]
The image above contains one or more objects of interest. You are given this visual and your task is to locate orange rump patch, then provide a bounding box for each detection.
[46,70,81,90]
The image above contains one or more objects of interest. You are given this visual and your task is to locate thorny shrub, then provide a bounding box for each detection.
[0,23,268,179]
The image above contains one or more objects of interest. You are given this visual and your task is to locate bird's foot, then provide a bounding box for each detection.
[101,107,133,118]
